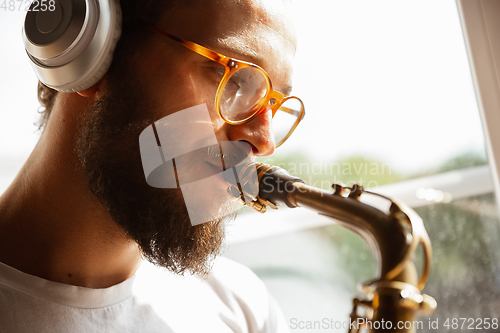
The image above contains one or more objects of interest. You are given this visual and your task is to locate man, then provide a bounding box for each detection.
[0,0,301,331]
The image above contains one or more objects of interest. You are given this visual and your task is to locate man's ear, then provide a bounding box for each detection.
[77,86,98,97]
[76,76,107,97]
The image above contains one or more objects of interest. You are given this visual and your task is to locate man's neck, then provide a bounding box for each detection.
[0,94,142,288]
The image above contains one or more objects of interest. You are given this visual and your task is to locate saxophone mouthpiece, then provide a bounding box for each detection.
[225,162,304,212]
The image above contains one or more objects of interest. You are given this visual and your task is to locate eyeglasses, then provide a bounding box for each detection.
[145,25,305,148]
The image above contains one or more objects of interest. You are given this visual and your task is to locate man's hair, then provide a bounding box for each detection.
[36,0,173,130]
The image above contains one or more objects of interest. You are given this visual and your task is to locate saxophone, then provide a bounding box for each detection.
[228,163,437,333]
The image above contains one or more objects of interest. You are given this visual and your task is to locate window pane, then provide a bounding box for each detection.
[278,0,485,177]
[415,193,500,331]
[224,193,500,332]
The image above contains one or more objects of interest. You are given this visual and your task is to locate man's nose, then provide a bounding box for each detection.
[226,106,276,156]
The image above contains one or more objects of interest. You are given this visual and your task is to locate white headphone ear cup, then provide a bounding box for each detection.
[68,0,122,92]
[23,0,123,92]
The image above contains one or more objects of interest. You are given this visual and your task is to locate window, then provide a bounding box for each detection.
[224,1,500,332]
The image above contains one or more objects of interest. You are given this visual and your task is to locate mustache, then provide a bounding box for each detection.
[206,141,253,170]
[146,141,253,188]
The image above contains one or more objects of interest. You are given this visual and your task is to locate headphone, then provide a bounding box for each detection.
[22,0,122,92]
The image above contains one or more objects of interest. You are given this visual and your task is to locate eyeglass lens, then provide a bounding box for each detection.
[220,67,268,121]
[219,66,302,146]
[272,97,303,145]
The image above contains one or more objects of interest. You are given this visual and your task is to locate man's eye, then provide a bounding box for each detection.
[227,77,241,91]
[210,67,226,80]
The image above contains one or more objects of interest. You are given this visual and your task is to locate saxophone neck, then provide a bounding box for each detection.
[228,162,436,332]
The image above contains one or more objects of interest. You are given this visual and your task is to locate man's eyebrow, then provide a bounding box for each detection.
[209,38,264,67]
[207,39,294,95]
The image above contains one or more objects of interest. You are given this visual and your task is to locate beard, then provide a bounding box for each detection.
[75,65,236,278]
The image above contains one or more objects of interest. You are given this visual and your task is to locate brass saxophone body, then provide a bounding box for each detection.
[229,163,437,333]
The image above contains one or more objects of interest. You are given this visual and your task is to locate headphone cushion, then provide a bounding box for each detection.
[66,0,122,92]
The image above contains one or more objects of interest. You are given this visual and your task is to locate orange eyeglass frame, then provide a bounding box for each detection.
[145,25,305,147]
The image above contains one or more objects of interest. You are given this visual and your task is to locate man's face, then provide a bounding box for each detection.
[139,0,296,150]
[77,0,297,276]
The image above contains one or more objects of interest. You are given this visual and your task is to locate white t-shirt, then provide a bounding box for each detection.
[0,257,289,333]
